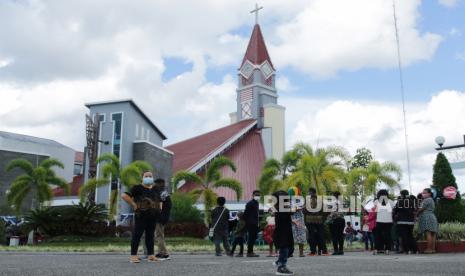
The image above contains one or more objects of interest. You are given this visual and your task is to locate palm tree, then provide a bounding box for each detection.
[79,153,152,220]
[6,158,70,212]
[288,145,350,195]
[360,161,402,198]
[172,156,242,224]
[258,142,317,196]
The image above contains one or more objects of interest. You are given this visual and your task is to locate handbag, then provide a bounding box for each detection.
[209,207,226,238]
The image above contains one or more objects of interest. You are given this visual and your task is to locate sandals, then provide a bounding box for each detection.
[147,255,159,262]
[130,256,141,263]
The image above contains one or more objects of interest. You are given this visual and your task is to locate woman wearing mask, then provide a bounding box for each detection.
[417,188,438,254]
[122,171,162,263]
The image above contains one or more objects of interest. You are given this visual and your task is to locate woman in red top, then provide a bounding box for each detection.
[362,208,376,251]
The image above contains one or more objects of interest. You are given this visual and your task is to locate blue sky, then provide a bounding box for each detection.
[1,0,465,193]
[162,0,465,103]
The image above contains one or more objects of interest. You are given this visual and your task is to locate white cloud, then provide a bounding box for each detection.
[271,0,442,78]
[285,90,465,194]
[456,51,465,61]
[438,0,459,7]
[276,76,297,92]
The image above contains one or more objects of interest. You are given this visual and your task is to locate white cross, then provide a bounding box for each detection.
[250,3,263,25]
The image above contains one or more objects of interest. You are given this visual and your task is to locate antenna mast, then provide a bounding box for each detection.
[393,0,412,193]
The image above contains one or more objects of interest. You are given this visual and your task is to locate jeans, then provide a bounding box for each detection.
[214,231,231,255]
[246,224,258,254]
[131,214,156,255]
[375,222,392,251]
[276,247,290,269]
[306,223,327,254]
[397,224,416,253]
[330,218,345,253]
[363,231,374,250]
[143,223,167,256]
[231,236,245,255]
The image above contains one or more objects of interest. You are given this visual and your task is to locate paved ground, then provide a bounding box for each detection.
[0,252,464,276]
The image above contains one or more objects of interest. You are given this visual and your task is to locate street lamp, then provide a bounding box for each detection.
[435,136,445,148]
[435,135,465,151]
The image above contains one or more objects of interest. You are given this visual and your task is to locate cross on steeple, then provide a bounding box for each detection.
[250,3,263,25]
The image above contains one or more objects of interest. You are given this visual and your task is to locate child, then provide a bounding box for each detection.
[361,209,375,251]
[231,212,246,257]
[264,210,278,257]
[344,222,355,246]
[211,197,232,256]
[273,190,294,275]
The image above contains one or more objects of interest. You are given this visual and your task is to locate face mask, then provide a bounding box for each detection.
[254,196,260,201]
[143,177,154,185]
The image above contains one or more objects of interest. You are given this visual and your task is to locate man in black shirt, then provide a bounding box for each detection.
[122,171,161,263]
[211,197,231,256]
[243,190,260,257]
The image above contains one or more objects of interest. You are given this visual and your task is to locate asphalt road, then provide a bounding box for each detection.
[1,252,464,276]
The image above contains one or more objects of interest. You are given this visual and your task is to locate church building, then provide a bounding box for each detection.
[166,22,285,202]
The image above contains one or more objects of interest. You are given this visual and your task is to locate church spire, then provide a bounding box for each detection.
[240,23,274,70]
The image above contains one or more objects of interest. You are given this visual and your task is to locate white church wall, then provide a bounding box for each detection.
[263,104,285,160]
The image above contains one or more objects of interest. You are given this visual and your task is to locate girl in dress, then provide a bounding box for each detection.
[288,186,307,257]
[263,210,277,257]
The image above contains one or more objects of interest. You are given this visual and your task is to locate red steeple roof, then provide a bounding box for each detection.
[241,24,274,69]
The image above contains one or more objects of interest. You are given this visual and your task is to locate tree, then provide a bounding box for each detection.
[347,148,374,197]
[288,145,350,195]
[350,148,374,170]
[172,156,242,224]
[361,161,402,198]
[79,153,152,221]
[432,152,465,223]
[6,158,69,212]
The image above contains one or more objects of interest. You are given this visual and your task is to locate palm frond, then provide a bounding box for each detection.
[79,178,110,202]
[48,176,70,196]
[172,171,203,190]
[120,165,143,189]
[40,158,65,170]
[6,159,34,175]
[213,178,242,201]
[130,160,153,173]
[205,156,236,183]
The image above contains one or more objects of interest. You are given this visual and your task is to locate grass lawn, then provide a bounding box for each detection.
[0,235,366,253]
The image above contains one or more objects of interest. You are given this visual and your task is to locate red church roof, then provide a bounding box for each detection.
[166,119,257,173]
[241,24,274,69]
[175,127,266,201]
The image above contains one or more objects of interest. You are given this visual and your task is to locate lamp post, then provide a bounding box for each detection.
[435,135,465,151]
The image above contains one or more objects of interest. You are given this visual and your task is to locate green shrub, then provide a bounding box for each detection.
[24,203,109,237]
[170,192,202,223]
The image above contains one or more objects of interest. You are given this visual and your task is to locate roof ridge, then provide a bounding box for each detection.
[186,120,257,172]
[166,119,256,148]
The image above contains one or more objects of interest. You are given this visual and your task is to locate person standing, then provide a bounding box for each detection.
[154,178,171,260]
[304,188,329,256]
[244,190,261,257]
[327,191,345,255]
[263,210,277,257]
[417,188,438,254]
[373,189,395,255]
[231,212,247,257]
[211,197,232,256]
[273,190,295,275]
[121,171,162,263]
[289,187,306,257]
[393,190,416,254]
[361,209,375,251]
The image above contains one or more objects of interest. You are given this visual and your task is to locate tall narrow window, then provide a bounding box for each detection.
[135,123,139,138]
[112,113,123,158]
